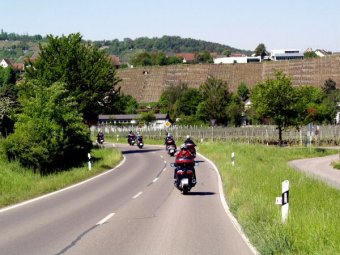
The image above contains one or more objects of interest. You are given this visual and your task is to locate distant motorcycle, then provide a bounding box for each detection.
[166,144,176,156]
[128,135,136,146]
[97,137,104,145]
[136,136,144,149]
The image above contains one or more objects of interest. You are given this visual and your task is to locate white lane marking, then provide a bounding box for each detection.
[163,167,167,172]
[96,213,115,225]
[164,161,167,164]
[198,152,259,255]
[160,155,164,158]
[133,192,143,199]
[153,177,159,183]
[0,155,127,214]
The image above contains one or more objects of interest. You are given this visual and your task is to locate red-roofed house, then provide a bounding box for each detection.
[176,53,196,63]
[109,55,122,69]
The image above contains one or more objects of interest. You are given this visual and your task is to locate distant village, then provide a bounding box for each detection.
[0,47,334,71]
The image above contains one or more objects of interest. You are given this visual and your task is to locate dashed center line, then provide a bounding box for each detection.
[96,213,115,225]
[153,177,159,183]
[133,192,143,199]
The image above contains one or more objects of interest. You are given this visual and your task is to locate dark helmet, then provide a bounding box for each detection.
[180,144,188,150]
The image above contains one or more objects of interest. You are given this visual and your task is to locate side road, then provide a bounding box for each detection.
[288,153,340,189]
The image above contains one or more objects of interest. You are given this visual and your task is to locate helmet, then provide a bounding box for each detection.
[167,133,171,137]
[137,131,140,135]
[180,144,188,150]
[129,131,132,134]
[186,135,190,139]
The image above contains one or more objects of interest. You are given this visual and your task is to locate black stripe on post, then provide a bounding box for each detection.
[282,190,289,205]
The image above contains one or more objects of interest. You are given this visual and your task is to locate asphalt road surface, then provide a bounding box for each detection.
[0,143,255,255]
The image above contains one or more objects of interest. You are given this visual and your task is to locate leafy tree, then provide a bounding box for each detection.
[322,78,337,94]
[304,51,318,58]
[105,94,138,114]
[3,81,92,173]
[174,88,201,117]
[131,52,153,66]
[159,83,188,115]
[199,77,230,125]
[0,66,16,86]
[196,51,213,64]
[255,43,267,58]
[226,94,243,127]
[139,111,156,126]
[237,82,250,101]
[24,33,121,123]
[223,49,231,57]
[195,101,209,123]
[251,71,298,145]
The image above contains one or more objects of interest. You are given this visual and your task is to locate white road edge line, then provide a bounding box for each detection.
[152,177,159,183]
[162,167,167,172]
[0,153,127,214]
[133,192,143,199]
[197,152,259,255]
[96,213,115,225]
[164,161,167,164]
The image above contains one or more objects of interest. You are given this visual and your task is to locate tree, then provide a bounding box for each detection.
[304,51,318,58]
[251,71,298,145]
[237,82,250,101]
[159,83,188,115]
[322,78,337,94]
[196,51,213,64]
[139,111,156,126]
[3,81,92,173]
[255,43,267,58]
[24,33,121,123]
[199,77,230,125]
[226,94,243,127]
[174,88,201,117]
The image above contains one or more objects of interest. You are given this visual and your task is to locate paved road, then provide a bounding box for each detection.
[0,143,255,255]
[288,153,340,189]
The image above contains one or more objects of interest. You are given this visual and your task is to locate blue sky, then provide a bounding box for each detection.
[2,0,340,52]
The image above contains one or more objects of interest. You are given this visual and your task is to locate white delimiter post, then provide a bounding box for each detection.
[231,152,235,166]
[88,153,92,171]
[281,180,289,223]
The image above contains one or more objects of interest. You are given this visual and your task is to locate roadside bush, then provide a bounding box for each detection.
[2,81,92,174]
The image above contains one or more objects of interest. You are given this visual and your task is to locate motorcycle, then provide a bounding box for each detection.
[137,136,144,149]
[166,144,176,156]
[171,158,198,195]
[128,135,136,146]
[97,137,104,145]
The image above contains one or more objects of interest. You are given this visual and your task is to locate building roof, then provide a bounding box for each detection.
[109,55,121,66]
[176,53,196,62]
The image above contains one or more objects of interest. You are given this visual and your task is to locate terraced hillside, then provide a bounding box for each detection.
[117,55,340,102]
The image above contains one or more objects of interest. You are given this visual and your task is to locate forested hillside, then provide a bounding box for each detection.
[0,30,252,63]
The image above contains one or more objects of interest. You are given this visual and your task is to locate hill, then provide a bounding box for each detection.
[0,30,252,63]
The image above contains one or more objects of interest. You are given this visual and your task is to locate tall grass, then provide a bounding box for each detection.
[199,142,340,254]
[0,147,122,208]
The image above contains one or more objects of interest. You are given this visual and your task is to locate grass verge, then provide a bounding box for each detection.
[0,147,122,208]
[198,142,340,255]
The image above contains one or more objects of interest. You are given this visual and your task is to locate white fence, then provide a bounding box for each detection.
[91,125,340,146]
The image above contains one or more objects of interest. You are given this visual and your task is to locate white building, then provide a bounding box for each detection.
[0,59,12,68]
[213,56,261,64]
[270,49,304,61]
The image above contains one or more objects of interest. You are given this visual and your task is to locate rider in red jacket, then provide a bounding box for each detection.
[174,144,196,183]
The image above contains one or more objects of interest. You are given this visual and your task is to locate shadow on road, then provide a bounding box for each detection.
[186,191,215,196]
[122,148,162,155]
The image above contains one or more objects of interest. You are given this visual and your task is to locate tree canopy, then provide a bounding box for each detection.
[24,33,121,123]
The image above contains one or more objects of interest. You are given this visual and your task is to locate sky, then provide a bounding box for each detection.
[2,0,340,52]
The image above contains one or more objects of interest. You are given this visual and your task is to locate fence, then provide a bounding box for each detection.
[91,125,340,146]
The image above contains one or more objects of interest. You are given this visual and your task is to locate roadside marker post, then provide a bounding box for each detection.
[88,153,92,171]
[117,134,119,142]
[231,152,235,166]
[276,180,289,223]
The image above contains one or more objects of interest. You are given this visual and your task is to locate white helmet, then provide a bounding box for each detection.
[186,135,190,139]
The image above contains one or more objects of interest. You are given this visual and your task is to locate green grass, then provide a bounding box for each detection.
[0,147,122,208]
[198,142,340,255]
[332,160,340,170]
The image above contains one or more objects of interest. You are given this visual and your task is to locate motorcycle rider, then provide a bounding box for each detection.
[136,131,143,141]
[184,135,196,157]
[127,130,136,145]
[174,144,196,183]
[97,130,104,144]
[165,133,176,150]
